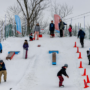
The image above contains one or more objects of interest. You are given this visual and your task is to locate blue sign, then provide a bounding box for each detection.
[15,15,22,34]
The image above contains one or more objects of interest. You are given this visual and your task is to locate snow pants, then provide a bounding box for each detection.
[58,76,64,86]
[60,30,63,37]
[30,37,33,41]
[80,38,84,47]
[23,49,28,59]
[0,70,7,83]
[69,32,72,37]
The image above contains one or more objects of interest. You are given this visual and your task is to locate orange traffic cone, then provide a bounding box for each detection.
[83,79,89,88]
[79,61,83,68]
[78,52,82,59]
[76,47,79,53]
[74,42,77,48]
[82,68,86,76]
[86,75,90,83]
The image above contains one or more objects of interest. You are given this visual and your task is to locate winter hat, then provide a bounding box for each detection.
[25,40,27,42]
[0,60,3,63]
[64,64,68,67]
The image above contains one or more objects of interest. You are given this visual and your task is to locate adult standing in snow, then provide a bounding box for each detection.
[0,60,7,83]
[34,23,40,40]
[78,29,85,48]
[23,40,29,59]
[57,64,69,87]
[49,20,55,37]
[58,19,64,37]
[0,41,2,53]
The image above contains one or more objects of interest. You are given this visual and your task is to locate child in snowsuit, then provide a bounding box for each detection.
[49,20,55,37]
[78,29,85,48]
[29,33,33,41]
[0,60,7,83]
[57,64,69,87]
[23,40,29,59]
[68,25,72,37]
[87,49,90,65]
[0,42,2,53]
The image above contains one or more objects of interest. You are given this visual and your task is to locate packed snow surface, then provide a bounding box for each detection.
[0,35,90,90]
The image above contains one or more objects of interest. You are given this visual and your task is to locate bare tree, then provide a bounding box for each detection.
[17,0,50,34]
[51,1,73,19]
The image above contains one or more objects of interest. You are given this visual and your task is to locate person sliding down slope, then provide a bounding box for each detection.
[57,64,69,87]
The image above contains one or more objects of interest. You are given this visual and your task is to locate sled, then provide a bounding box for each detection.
[39,34,42,38]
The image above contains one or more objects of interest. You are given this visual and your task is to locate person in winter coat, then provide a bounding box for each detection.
[58,19,64,37]
[0,60,7,83]
[57,64,69,87]
[49,20,55,37]
[78,29,85,48]
[59,22,67,37]
[68,25,72,37]
[0,42,2,53]
[23,40,29,59]
[87,48,90,65]
[29,33,33,41]
[34,23,40,40]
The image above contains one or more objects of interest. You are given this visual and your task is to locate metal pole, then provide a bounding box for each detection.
[78,23,79,31]
[3,23,5,41]
[5,15,6,40]
[71,18,72,25]
[84,16,85,31]
[13,19,15,36]
[25,16,27,36]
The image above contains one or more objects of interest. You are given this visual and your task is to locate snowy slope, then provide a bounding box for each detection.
[0,35,90,90]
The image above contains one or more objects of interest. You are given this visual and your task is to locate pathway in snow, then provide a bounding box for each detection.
[13,36,85,90]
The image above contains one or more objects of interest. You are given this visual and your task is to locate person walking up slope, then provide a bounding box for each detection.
[23,40,29,59]
[68,25,72,37]
[78,29,85,48]
[57,64,69,87]
[0,60,7,84]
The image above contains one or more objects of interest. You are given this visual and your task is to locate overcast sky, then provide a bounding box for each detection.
[0,0,90,27]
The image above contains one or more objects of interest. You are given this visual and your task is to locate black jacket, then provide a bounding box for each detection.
[78,30,85,38]
[57,66,68,76]
[0,62,6,71]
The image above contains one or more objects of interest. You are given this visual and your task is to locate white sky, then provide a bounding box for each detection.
[0,0,90,27]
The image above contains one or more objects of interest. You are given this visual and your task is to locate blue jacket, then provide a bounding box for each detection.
[49,23,55,31]
[0,43,2,51]
[0,62,6,71]
[78,30,85,38]
[58,22,67,30]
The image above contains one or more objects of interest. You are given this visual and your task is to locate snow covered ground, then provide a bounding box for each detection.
[0,35,90,90]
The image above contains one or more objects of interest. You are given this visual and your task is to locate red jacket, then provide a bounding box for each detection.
[68,27,72,32]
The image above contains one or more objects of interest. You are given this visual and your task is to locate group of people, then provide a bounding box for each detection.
[0,20,87,87]
[49,19,72,37]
